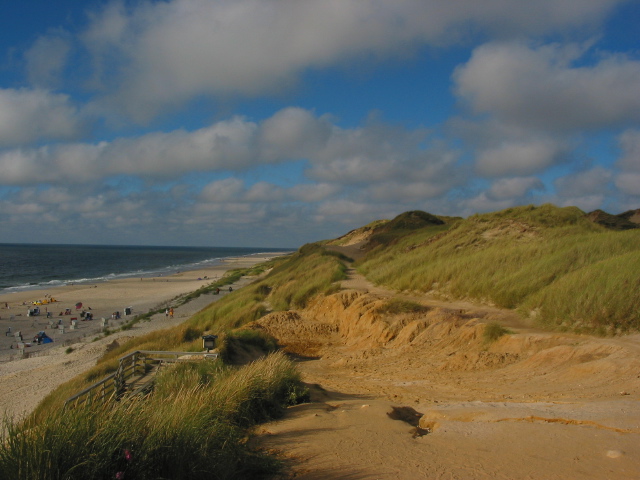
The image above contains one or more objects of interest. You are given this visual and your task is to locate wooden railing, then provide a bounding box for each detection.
[64,350,218,408]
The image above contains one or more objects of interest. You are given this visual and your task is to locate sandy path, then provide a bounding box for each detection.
[0,253,286,421]
[256,267,640,479]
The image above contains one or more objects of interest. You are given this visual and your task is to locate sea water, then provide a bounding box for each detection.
[0,244,291,294]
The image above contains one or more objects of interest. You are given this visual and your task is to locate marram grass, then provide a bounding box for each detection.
[358,204,640,333]
[0,352,299,480]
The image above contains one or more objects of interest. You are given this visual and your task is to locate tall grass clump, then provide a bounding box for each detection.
[217,329,279,363]
[483,322,512,344]
[376,299,429,315]
[0,352,301,480]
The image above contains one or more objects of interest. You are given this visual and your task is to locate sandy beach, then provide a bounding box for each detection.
[0,252,288,421]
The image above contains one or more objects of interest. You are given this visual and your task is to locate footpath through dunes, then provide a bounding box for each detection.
[252,261,640,479]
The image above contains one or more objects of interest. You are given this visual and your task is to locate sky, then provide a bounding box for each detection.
[1,0,639,248]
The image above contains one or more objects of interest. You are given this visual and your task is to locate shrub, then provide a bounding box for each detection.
[376,299,429,315]
[483,322,511,343]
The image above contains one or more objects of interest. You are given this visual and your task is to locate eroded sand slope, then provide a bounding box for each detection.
[253,276,640,479]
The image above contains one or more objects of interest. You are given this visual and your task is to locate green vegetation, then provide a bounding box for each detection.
[218,329,279,363]
[358,204,640,333]
[3,244,347,478]
[0,352,299,480]
[483,322,512,344]
[376,299,429,315]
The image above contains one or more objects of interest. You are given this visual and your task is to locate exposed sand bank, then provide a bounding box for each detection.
[0,252,288,420]
[253,268,640,479]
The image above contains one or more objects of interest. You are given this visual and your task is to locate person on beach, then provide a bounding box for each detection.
[169,307,174,318]
[165,308,169,317]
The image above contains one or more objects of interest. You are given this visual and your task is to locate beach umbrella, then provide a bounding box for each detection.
[75,302,83,309]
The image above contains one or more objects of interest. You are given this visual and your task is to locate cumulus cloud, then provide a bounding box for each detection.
[475,137,566,177]
[25,33,71,88]
[554,166,613,197]
[611,130,640,197]
[0,108,461,199]
[615,173,640,196]
[259,108,333,162]
[617,129,640,172]
[458,192,515,215]
[0,88,83,147]
[289,183,339,203]
[79,0,623,121]
[487,177,544,199]
[454,41,640,132]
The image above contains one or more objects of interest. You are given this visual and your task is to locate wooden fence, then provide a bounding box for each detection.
[64,350,218,408]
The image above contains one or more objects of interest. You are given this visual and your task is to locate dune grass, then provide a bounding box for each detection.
[5,243,347,478]
[0,352,299,480]
[375,299,429,315]
[483,322,512,344]
[358,204,640,333]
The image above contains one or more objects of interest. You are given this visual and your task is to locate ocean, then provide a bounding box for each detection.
[0,244,291,295]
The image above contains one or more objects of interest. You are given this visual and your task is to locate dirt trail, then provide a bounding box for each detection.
[254,259,640,479]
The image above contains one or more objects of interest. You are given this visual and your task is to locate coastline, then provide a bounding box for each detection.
[0,252,289,421]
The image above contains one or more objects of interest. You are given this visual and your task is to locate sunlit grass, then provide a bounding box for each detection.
[358,204,640,333]
[1,352,300,480]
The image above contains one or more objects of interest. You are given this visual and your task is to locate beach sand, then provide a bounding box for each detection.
[0,253,287,421]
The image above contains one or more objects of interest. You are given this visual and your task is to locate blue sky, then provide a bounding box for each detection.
[1,0,639,248]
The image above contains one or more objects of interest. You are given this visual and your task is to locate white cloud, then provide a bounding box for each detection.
[199,178,245,202]
[612,130,640,197]
[554,166,612,197]
[460,192,515,214]
[259,108,333,162]
[558,194,607,211]
[617,129,640,172]
[80,0,624,121]
[245,182,285,202]
[476,137,566,177]
[0,88,83,147]
[488,177,544,199]
[289,183,339,203]
[454,41,640,131]
[0,108,461,199]
[25,33,71,88]
[615,172,640,196]
[369,181,452,202]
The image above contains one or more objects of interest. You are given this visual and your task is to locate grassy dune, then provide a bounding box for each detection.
[1,352,300,480]
[357,204,640,333]
[2,247,346,479]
